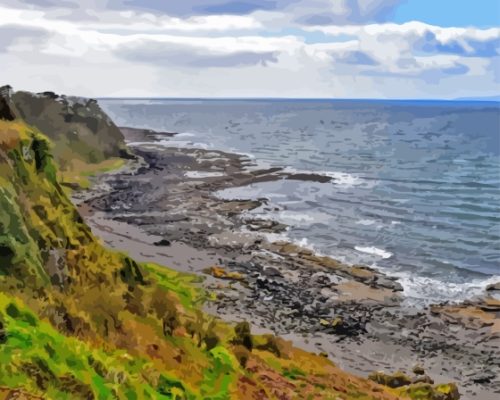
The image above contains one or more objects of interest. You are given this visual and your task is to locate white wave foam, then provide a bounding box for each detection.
[356,219,376,226]
[130,138,214,150]
[175,132,196,137]
[355,246,393,259]
[184,171,225,178]
[324,171,362,186]
[282,167,375,188]
[392,273,500,306]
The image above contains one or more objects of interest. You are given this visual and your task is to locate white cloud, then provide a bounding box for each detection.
[1,0,403,21]
[0,4,498,98]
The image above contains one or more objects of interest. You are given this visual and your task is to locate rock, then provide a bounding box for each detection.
[377,276,404,292]
[433,383,460,400]
[401,383,460,400]
[154,239,171,246]
[479,301,500,312]
[412,365,426,375]
[412,375,434,384]
[486,282,500,291]
[204,265,245,281]
[368,371,412,388]
[472,371,495,384]
[319,319,330,327]
[262,266,282,277]
[310,272,333,286]
[320,316,366,336]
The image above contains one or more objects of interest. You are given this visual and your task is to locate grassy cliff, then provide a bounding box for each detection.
[3,87,129,168]
[0,111,458,399]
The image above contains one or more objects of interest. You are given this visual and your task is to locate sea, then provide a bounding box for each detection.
[100,98,500,305]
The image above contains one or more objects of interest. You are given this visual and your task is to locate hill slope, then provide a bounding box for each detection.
[0,90,458,399]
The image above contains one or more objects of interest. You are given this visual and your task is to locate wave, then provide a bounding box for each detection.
[174,132,196,137]
[184,171,225,178]
[127,139,213,150]
[282,167,375,188]
[391,272,500,306]
[355,246,393,259]
[355,219,376,226]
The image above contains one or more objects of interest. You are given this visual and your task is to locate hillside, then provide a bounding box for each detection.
[1,85,129,168]
[0,89,459,399]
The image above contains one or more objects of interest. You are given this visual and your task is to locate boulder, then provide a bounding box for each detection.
[154,239,171,246]
[486,282,500,291]
[204,265,245,281]
[412,375,434,384]
[412,365,426,375]
[402,383,460,400]
[368,371,412,388]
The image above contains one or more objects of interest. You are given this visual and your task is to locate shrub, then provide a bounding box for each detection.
[150,288,180,336]
[203,319,220,351]
[233,321,253,351]
[233,345,250,368]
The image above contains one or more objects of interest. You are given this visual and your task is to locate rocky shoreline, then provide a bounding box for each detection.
[74,127,500,400]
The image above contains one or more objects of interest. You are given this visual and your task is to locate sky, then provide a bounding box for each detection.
[0,0,499,98]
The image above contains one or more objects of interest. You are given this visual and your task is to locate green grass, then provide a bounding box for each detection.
[0,293,172,399]
[200,346,238,400]
[144,262,206,310]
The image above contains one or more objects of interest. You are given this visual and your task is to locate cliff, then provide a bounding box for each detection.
[1,86,129,169]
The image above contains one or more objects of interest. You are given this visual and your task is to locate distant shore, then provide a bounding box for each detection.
[74,126,500,400]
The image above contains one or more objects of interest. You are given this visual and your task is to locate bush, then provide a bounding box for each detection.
[233,345,250,368]
[233,321,253,351]
[150,288,180,336]
[203,319,220,351]
[255,334,281,357]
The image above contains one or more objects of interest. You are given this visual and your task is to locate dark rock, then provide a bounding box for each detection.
[154,239,171,246]
[0,321,7,344]
[472,371,495,384]
[412,365,426,375]
[320,316,366,336]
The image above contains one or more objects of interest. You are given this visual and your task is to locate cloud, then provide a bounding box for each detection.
[304,22,500,80]
[0,3,498,98]
[335,50,379,65]
[294,0,402,25]
[2,0,403,23]
[308,22,500,58]
[0,24,50,52]
[1,0,295,16]
[116,39,279,67]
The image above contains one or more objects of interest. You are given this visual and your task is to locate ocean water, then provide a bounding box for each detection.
[100,99,500,304]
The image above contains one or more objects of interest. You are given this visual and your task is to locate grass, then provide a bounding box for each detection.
[0,293,163,399]
[59,157,126,190]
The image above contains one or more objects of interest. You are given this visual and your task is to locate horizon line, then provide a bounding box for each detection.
[96,96,500,103]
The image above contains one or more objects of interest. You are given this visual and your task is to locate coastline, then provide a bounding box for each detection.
[74,126,500,400]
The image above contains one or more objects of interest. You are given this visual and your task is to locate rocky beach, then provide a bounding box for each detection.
[75,127,500,400]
